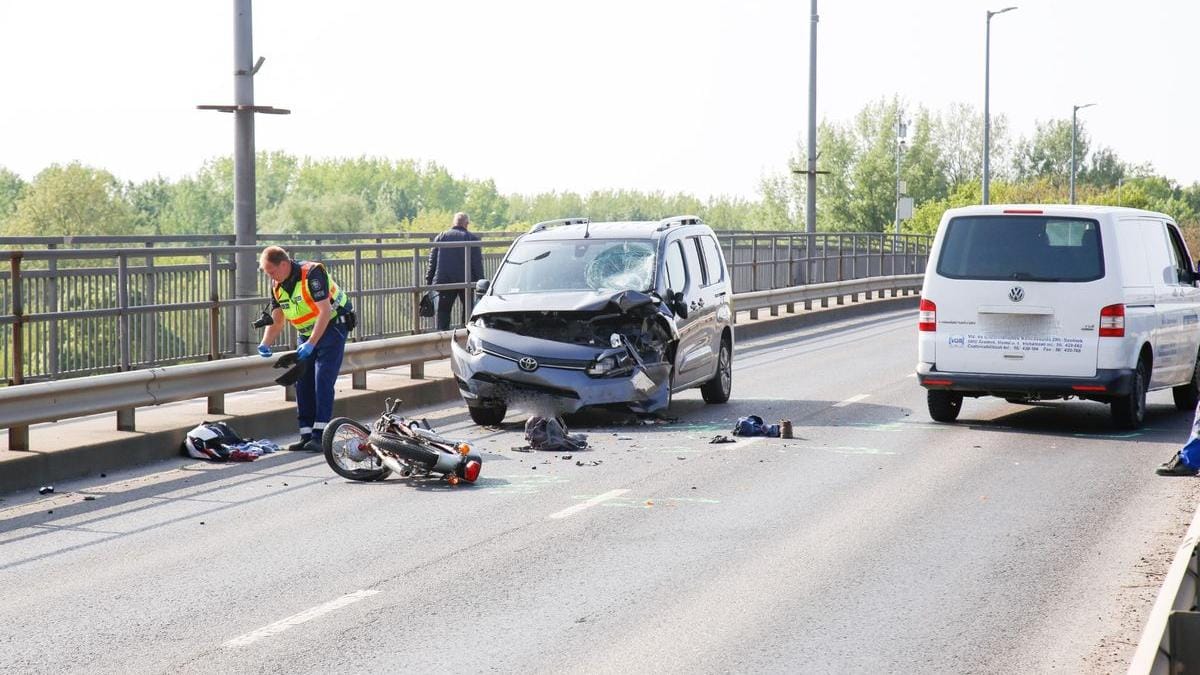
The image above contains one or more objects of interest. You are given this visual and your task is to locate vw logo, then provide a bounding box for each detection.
[1009,286,1025,302]
[518,357,539,372]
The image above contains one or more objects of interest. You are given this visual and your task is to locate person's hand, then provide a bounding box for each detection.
[257,344,272,358]
[296,342,315,360]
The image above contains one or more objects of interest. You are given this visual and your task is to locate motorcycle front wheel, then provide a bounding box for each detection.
[323,417,391,482]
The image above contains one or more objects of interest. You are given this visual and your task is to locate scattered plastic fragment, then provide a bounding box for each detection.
[561,455,573,460]
[38,486,54,495]
[83,496,96,501]
[710,435,736,444]
[100,473,107,478]
[677,456,687,460]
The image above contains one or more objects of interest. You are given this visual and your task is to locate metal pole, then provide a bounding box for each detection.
[983,12,991,205]
[806,0,819,235]
[233,0,257,355]
[1070,106,1077,204]
[982,7,1016,205]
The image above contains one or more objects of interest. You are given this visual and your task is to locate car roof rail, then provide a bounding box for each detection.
[529,217,589,234]
[656,215,704,231]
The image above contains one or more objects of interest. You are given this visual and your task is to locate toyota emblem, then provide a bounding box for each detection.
[1009,286,1025,302]
[518,357,539,372]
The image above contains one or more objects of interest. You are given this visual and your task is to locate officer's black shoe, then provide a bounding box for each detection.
[287,435,312,452]
[301,438,323,453]
[1156,452,1199,476]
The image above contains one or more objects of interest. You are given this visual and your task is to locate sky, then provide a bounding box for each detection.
[0,0,1197,200]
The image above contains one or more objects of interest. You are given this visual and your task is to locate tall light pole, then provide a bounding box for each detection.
[1070,102,1096,205]
[805,0,819,235]
[982,6,1017,205]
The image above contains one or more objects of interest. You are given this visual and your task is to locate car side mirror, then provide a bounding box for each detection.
[669,290,688,319]
[475,279,491,295]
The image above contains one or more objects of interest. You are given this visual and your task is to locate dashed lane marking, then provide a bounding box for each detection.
[548,489,630,520]
[224,590,380,648]
[833,393,870,408]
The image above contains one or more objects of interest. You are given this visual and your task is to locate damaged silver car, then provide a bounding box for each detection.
[452,216,734,425]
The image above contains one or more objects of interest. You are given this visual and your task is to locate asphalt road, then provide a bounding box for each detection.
[2,307,1198,674]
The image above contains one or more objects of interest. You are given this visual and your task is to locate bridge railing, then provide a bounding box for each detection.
[0,231,931,384]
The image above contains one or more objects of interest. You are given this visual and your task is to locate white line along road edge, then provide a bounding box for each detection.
[548,489,630,520]
[225,589,381,648]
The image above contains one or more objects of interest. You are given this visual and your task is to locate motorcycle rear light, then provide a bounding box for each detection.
[918,298,937,332]
[463,460,481,483]
[1099,304,1125,337]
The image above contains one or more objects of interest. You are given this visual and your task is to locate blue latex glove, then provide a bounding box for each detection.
[257,344,272,358]
[296,341,315,360]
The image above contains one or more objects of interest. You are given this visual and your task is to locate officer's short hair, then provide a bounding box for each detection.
[260,246,290,267]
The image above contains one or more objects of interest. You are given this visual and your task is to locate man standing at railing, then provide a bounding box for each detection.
[256,245,355,452]
[426,212,485,331]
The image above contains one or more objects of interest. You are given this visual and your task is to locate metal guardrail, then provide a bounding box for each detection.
[0,232,932,383]
[0,274,921,445]
[1129,502,1200,675]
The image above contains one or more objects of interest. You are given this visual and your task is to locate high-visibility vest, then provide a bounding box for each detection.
[273,261,349,334]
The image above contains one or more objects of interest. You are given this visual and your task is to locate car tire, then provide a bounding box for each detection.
[927,390,963,423]
[1112,357,1149,429]
[468,402,507,426]
[1172,351,1200,412]
[701,337,732,404]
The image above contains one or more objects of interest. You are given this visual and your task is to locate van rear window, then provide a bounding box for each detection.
[936,216,1104,282]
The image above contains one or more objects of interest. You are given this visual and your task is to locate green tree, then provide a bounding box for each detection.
[1012,119,1086,184]
[6,162,137,236]
[0,167,26,228]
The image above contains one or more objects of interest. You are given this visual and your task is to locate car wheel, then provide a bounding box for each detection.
[701,337,732,404]
[1112,357,1149,429]
[1172,351,1200,412]
[927,390,962,423]
[468,401,507,426]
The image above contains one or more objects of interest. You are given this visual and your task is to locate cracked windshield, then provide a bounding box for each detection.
[491,240,656,294]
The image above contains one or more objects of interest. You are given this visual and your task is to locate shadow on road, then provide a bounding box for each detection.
[961,400,1191,444]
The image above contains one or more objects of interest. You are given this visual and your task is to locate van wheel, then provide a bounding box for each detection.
[1112,358,1149,429]
[927,390,963,423]
[1172,352,1200,412]
[468,401,507,427]
[701,338,732,404]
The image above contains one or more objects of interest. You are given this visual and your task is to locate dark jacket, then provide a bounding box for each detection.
[426,226,485,285]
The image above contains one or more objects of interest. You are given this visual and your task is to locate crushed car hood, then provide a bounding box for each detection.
[472,289,661,316]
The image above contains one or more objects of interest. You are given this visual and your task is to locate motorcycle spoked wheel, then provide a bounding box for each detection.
[323,417,391,482]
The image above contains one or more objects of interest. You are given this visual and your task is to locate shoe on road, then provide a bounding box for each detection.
[301,438,323,453]
[287,437,311,452]
[1156,452,1198,476]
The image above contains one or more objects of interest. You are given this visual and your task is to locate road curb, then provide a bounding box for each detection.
[0,294,913,497]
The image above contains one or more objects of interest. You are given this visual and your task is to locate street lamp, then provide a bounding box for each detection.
[983,6,1017,205]
[1070,102,1096,204]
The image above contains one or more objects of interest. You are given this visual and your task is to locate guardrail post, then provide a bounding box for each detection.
[206,253,224,415]
[9,253,29,450]
[411,247,424,380]
[752,236,760,292]
[115,254,135,431]
[47,244,59,378]
[145,242,157,365]
[375,238,385,338]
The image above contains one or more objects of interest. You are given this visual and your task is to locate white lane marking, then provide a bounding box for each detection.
[833,393,870,408]
[548,489,630,520]
[225,589,380,648]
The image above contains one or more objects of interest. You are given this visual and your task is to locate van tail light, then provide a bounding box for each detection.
[1099,304,1125,337]
[918,298,937,332]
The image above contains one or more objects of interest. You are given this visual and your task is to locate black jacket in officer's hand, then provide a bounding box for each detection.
[426,226,485,285]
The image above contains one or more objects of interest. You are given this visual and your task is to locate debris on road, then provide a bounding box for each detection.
[561,455,573,460]
[733,415,781,438]
[522,416,588,452]
[576,460,603,467]
[709,435,736,444]
[83,496,96,501]
[38,486,54,495]
[780,420,794,439]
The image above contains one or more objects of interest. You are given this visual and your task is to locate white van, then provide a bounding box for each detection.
[917,205,1200,428]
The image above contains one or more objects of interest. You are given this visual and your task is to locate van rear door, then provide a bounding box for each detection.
[931,215,1104,377]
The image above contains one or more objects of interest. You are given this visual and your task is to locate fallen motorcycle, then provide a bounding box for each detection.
[322,398,482,485]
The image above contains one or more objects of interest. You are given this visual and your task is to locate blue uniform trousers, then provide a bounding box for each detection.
[296,323,347,439]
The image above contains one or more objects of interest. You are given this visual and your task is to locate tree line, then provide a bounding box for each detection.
[2,98,1198,241]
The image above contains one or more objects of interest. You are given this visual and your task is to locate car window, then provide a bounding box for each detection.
[700,235,725,285]
[664,241,686,293]
[682,237,705,291]
[1164,223,1192,285]
[937,215,1104,282]
[491,239,656,294]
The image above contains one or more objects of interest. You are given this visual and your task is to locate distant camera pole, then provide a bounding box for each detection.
[894,115,907,235]
[198,0,290,355]
[982,6,1017,205]
[1070,102,1096,204]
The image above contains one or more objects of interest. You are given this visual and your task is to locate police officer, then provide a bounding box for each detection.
[256,246,354,452]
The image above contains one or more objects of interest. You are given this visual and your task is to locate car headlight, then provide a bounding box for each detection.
[465,332,483,356]
[587,352,635,377]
